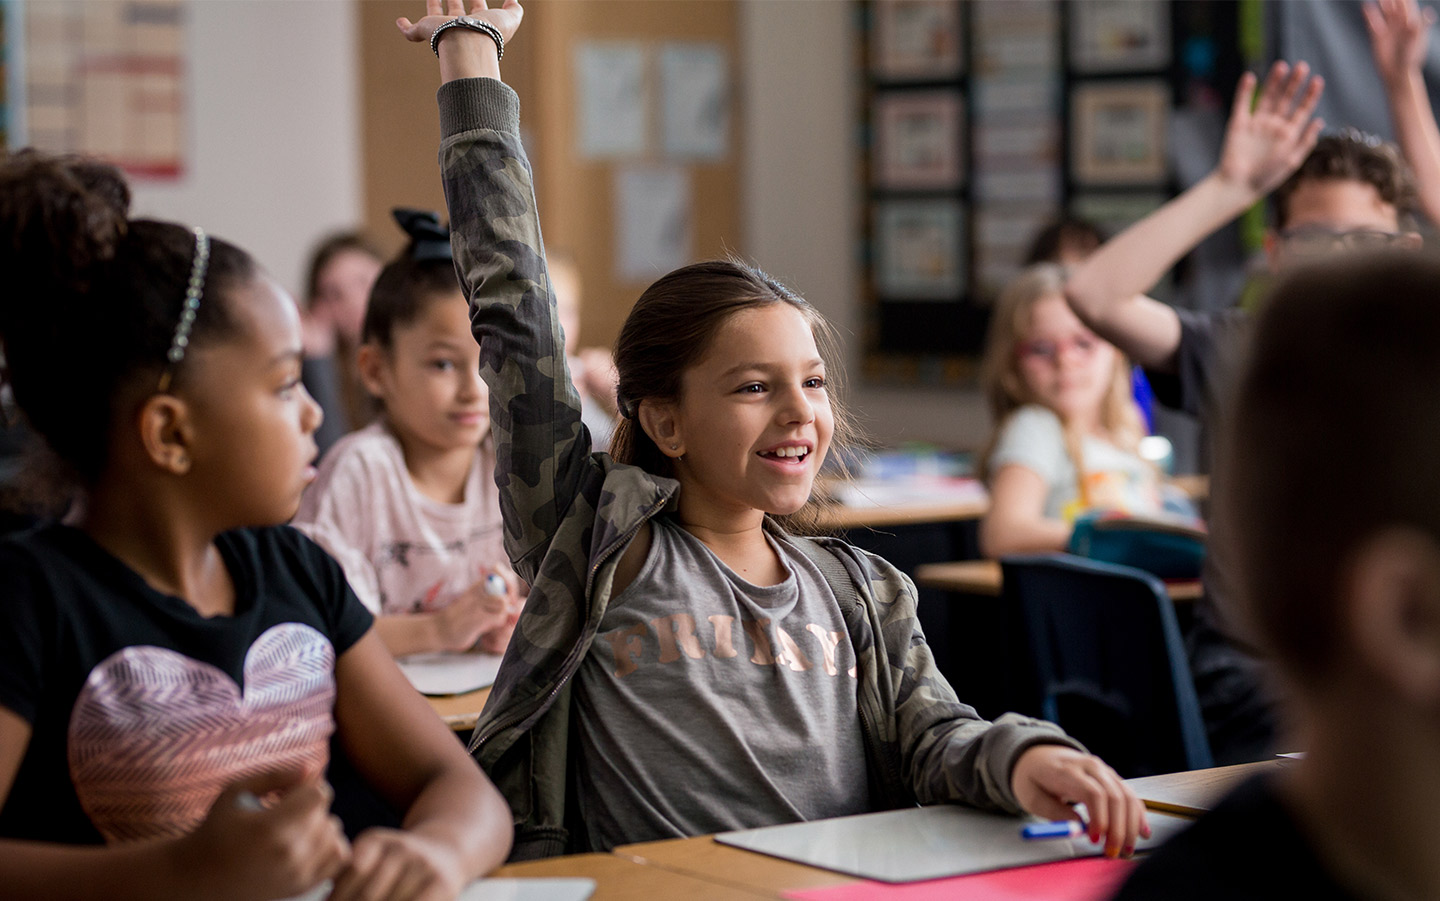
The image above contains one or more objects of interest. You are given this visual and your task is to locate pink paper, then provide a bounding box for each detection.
[782,857,1136,901]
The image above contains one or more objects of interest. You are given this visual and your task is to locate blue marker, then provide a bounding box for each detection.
[485,573,508,597]
[1021,820,1085,841]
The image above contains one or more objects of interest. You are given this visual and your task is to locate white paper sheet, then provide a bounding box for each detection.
[283,878,594,901]
[660,42,729,159]
[575,42,647,158]
[396,652,503,697]
[615,165,691,281]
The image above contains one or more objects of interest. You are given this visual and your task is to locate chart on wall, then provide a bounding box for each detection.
[860,0,1181,386]
[6,0,186,179]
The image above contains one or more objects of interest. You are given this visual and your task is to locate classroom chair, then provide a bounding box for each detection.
[1000,554,1213,778]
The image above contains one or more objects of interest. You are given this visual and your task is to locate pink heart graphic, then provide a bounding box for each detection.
[68,622,337,843]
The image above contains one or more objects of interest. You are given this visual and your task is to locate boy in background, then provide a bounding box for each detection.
[1115,249,1440,899]
[1065,59,1422,764]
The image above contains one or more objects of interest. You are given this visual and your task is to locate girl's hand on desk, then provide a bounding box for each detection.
[174,772,350,901]
[1010,745,1150,859]
[396,0,524,48]
[328,827,465,901]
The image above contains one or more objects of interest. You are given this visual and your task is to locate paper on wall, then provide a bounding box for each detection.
[615,165,691,282]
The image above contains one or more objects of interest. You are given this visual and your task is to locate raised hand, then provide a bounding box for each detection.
[1366,0,1437,87]
[1216,61,1325,199]
[1010,745,1150,859]
[173,772,350,901]
[396,0,523,48]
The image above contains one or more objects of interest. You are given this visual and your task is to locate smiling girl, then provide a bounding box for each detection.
[0,153,510,898]
[401,0,1148,861]
[295,210,521,659]
[978,265,1164,558]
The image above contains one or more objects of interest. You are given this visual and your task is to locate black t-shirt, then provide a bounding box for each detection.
[0,525,372,844]
[1113,776,1361,901]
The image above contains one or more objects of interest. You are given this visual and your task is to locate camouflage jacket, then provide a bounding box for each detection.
[438,78,1081,861]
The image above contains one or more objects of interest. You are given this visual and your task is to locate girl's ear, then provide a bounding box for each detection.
[138,394,194,475]
[637,399,684,459]
[356,343,389,398]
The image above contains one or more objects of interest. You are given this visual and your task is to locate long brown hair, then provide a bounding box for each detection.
[977,264,1144,498]
[608,258,861,533]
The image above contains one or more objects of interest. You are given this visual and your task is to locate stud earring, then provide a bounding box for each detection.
[670,444,678,450]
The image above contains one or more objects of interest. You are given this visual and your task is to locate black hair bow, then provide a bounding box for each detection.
[392,208,452,262]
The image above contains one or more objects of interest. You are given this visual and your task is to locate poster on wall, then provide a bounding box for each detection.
[576,41,648,159]
[870,0,964,82]
[615,165,691,282]
[1069,0,1171,74]
[873,199,966,301]
[873,91,964,190]
[16,0,186,178]
[659,42,729,160]
[1070,80,1170,185]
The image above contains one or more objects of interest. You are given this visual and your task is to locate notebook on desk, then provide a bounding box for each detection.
[284,878,594,901]
[396,651,504,696]
[715,805,1192,884]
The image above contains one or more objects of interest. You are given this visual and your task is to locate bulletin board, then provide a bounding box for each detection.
[859,0,1185,386]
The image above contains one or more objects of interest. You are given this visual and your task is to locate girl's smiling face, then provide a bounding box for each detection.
[359,292,489,455]
[657,305,833,528]
[1015,294,1118,429]
[182,275,323,527]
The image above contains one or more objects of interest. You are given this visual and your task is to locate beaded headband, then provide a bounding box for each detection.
[156,226,210,394]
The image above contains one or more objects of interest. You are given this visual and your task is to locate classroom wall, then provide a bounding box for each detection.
[88,0,987,449]
[125,0,362,303]
[739,0,989,449]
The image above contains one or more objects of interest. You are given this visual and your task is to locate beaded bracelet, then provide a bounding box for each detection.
[431,16,504,61]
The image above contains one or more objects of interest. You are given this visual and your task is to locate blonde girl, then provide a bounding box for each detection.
[978,264,1160,558]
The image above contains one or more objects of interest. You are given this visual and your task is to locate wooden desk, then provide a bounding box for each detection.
[616,835,858,896]
[495,852,767,899]
[1126,758,1294,817]
[914,559,1204,602]
[425,686,491,732]
[815,497,988,531]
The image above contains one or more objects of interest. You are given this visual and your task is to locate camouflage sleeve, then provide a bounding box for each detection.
[861,555,1084,813]
[436,77,591,582]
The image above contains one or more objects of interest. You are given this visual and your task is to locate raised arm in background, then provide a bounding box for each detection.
[1065,62,1323,371]
[1367,0,1440,226]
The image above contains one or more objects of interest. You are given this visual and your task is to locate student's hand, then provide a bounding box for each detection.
[172,772,350,901]
[1366,0,1437,87]
[396,0,523,48]
[474,562,523,655]
[434,575,511,652]
[328,828,466,901]
[1215,61,1325,199]
[1010,745,1150,859]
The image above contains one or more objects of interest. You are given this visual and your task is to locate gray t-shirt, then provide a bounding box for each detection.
[572,516,870,850]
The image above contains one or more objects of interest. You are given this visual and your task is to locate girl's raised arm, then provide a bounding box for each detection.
[399,1,595,580]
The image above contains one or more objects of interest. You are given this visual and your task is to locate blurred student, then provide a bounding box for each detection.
[1065,60,1425,765]
[301,232,384,455]
[977,265,1163,558]
[551,252,620,451]
[1116,250,1440,901]
[295,210,522,659]
[0,151,509,899]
